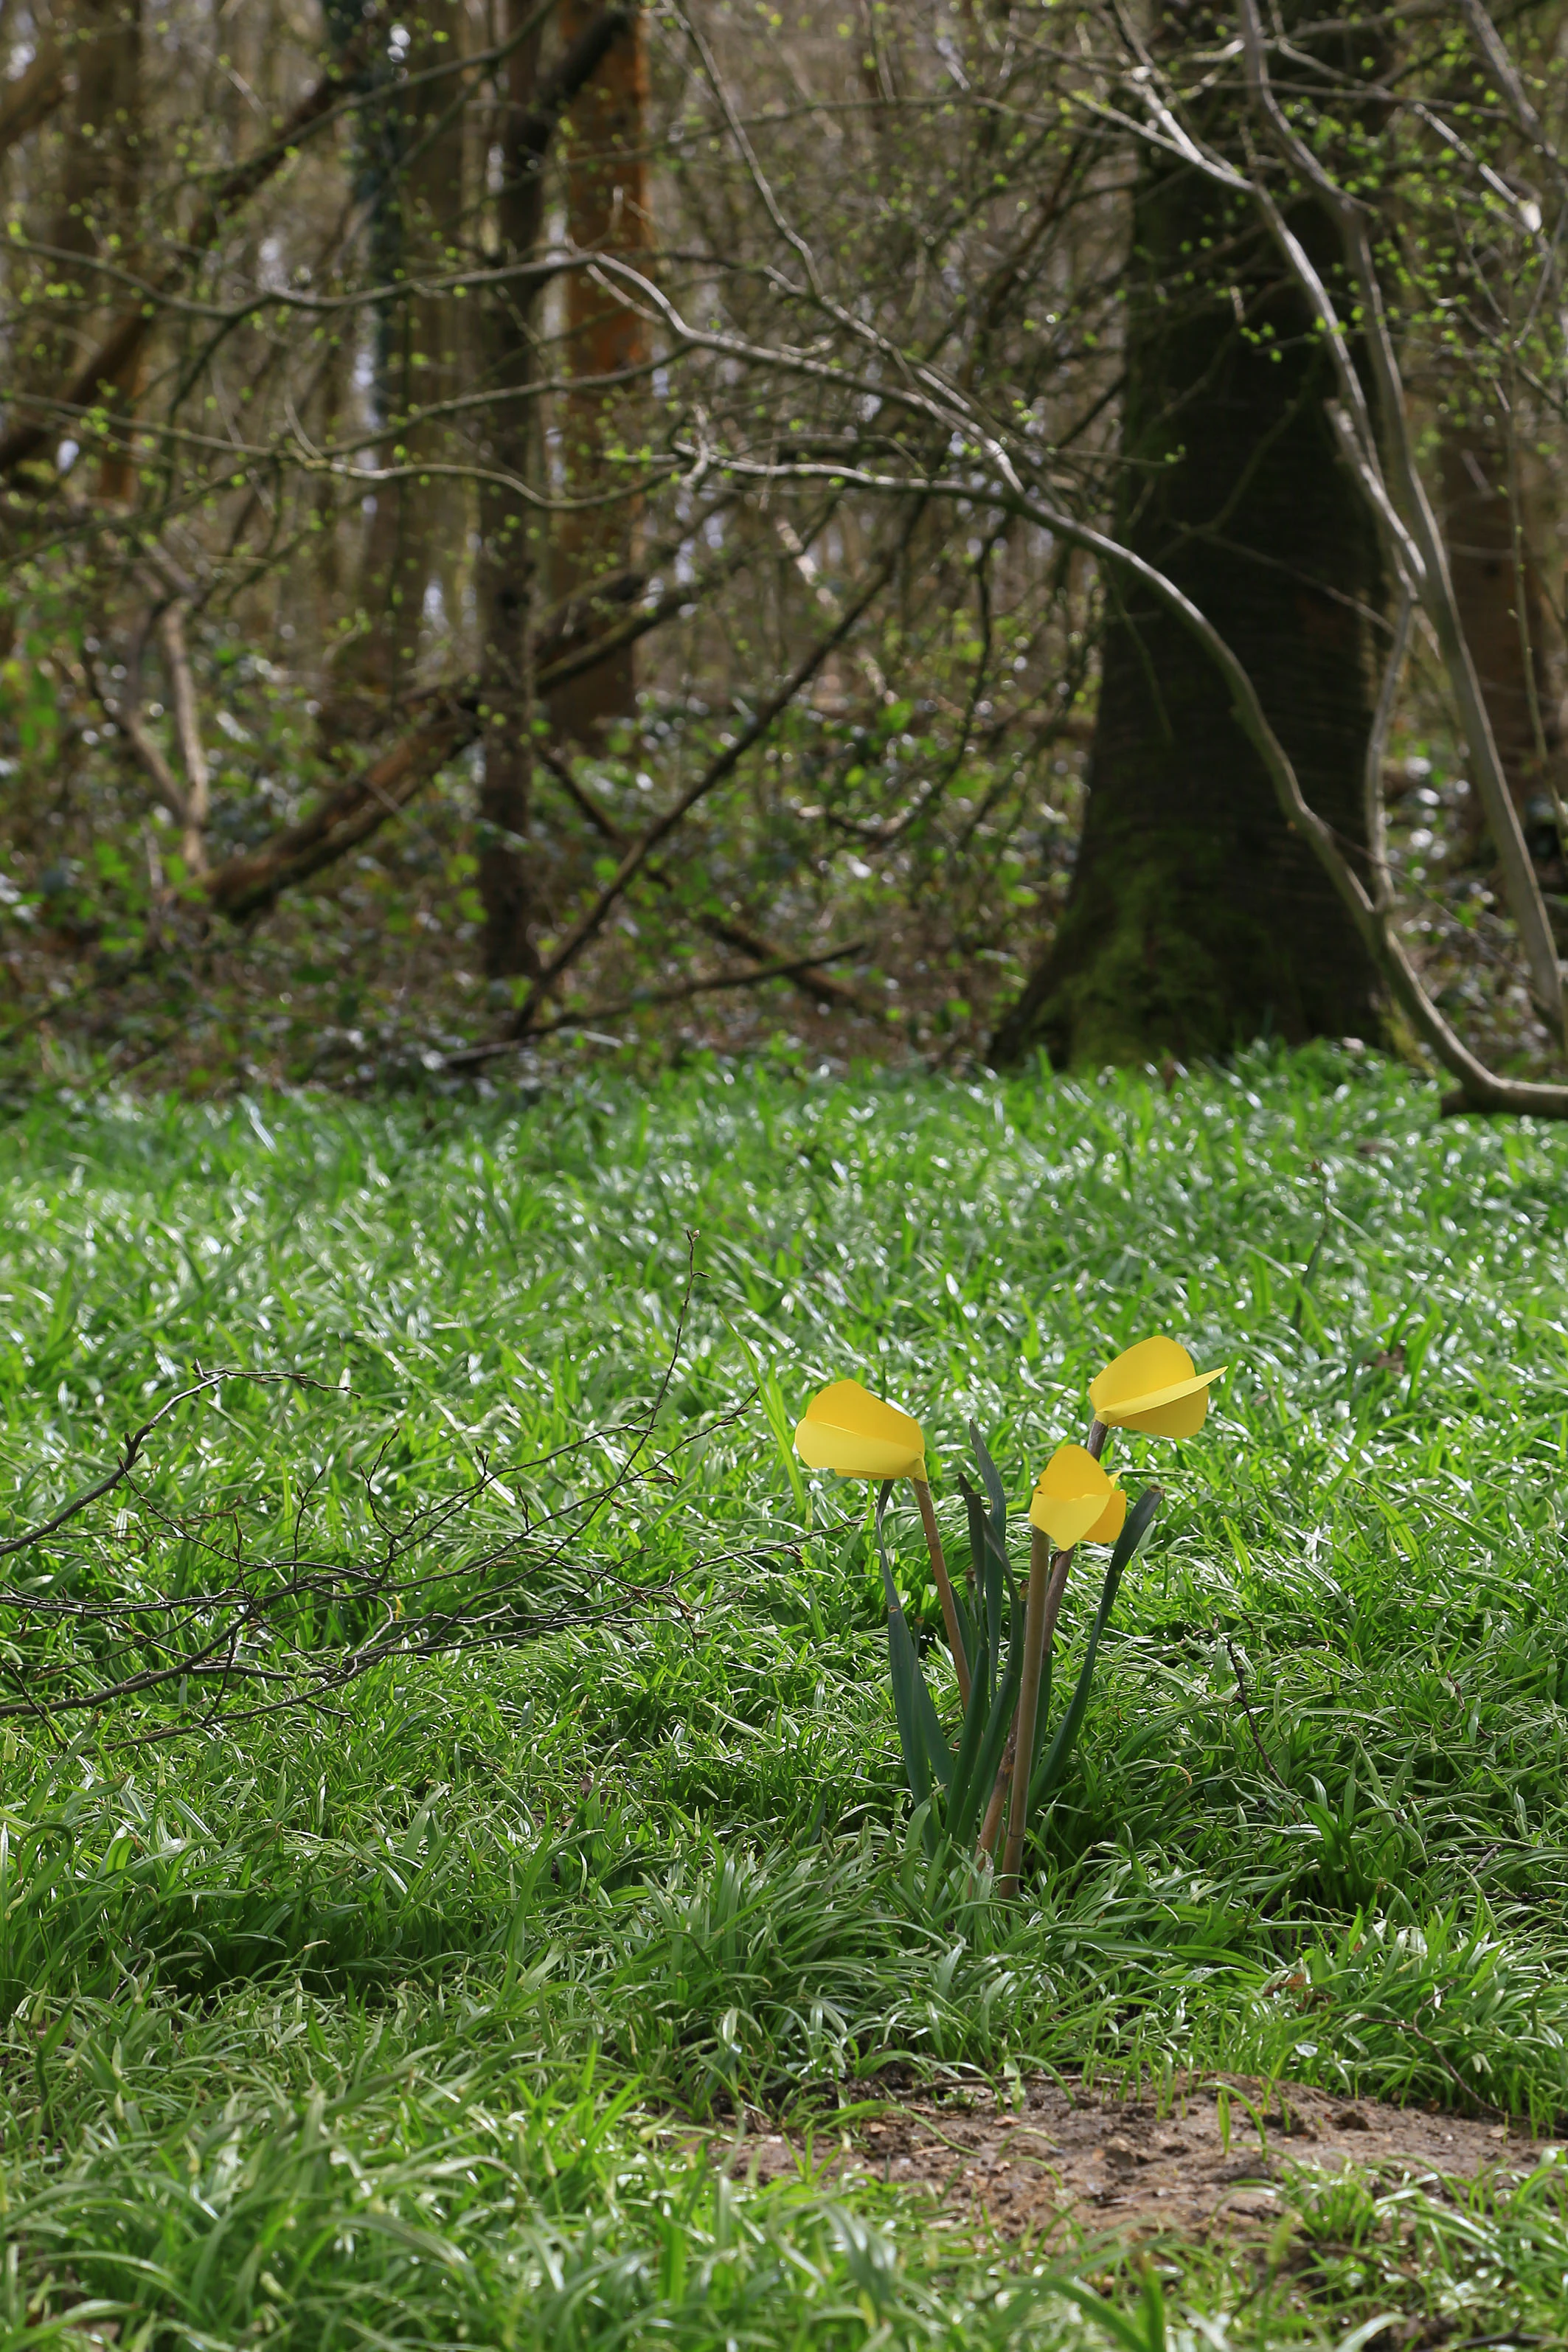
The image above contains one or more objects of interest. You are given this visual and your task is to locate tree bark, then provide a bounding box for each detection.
[993,21,1384,1069]
[548,0,652,747]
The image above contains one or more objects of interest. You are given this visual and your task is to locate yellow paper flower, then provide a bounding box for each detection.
[1089,1336,1225,1438]
[1029,1443,1126,1549]
[794,1379,927,1482]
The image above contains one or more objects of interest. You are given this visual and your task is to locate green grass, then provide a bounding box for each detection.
[3,1044,1568,2347]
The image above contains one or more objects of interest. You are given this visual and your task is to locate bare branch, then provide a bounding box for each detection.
[505,510,919,1036]
[204,704,476,918]
[445,940,870,1064]
[537,740,881,1018]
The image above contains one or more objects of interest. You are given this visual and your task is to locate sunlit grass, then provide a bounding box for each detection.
[2,1044,1567,2345]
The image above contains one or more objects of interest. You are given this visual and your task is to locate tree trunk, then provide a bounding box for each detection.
[351,1,469,697]
[1440,425,1565,854]
[474,8,547,979]
[32,0,144,492]
[471,4,634,978]
[993,29,1384,1069]
[548,1,652,748]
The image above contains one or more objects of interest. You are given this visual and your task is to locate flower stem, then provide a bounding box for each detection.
[912,1474,970,1708]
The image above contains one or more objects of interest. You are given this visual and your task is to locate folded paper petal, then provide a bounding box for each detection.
[794,1378,927,1481]
[1030,1442,1125,1548]
[1089,1336,1225,1436]
[1087,1485,1128,1544]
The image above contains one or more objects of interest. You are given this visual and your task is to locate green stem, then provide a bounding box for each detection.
[912,1473,970,1708]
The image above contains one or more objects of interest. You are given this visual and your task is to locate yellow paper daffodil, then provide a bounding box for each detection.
[1029,1443,1126,1549]
[1089,1336,1225,1438]
[794,1379,927,1482]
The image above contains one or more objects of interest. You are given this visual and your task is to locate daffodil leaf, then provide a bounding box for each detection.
[912,1655,954,1796]
[1030,1485,1161,1817]
[953,1613,1023,1848]
[968,1418,1009,1537]
[887,1606,932,1812]
[948,1581,976,1685]
[962,1440,1010,1705]
[876,1482,953,1817]
[959,1474,999,1707]
[946,1628,993,1828]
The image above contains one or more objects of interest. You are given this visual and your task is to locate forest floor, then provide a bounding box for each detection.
[1,1046,1567,2347]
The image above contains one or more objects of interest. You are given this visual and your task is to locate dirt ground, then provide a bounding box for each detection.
[724,2074,1553,2241]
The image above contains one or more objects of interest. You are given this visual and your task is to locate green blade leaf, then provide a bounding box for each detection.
[959,1473,996,1707]
[878,1482,953,1805]
[945,1629,993,1823]
[1029,1485,1162,1815]
[968,1418,1009,1542]
[951,1630,1021,1848]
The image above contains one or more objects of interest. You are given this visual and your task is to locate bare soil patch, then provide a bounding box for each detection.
[727,2075,1552,2241]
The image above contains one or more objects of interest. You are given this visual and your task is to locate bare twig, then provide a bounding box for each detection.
[537,739,881,1019]
[1225,1638,1300,1814]
[504,512,918,1038]
[443,942,870,1065]
[0,1369,331,1560]
[0,1255,727,1739]
[0,7,397,479]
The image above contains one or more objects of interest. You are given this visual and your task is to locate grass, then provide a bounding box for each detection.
[2,1041,1568,2346]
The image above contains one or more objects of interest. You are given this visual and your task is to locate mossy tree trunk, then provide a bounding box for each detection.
[993,28,1385,1070]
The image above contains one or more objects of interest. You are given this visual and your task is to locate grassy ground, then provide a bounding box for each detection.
[1,1045,1567,2347]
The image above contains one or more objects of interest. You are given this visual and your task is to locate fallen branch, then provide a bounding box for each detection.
[0,1281,732,1741]
[0,1368,329,1561]
[205,704,475,917]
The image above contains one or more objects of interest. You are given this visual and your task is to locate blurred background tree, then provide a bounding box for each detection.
[0,0,1564,1100]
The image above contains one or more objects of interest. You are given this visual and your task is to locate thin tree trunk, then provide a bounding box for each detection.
[475,8,548,978]
[549,0,652,746]
[352,0,469,697]
[30,0,145,491]
[473,4,634,976]
[993,16,1384,1068]
[1440,426,1565,853]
